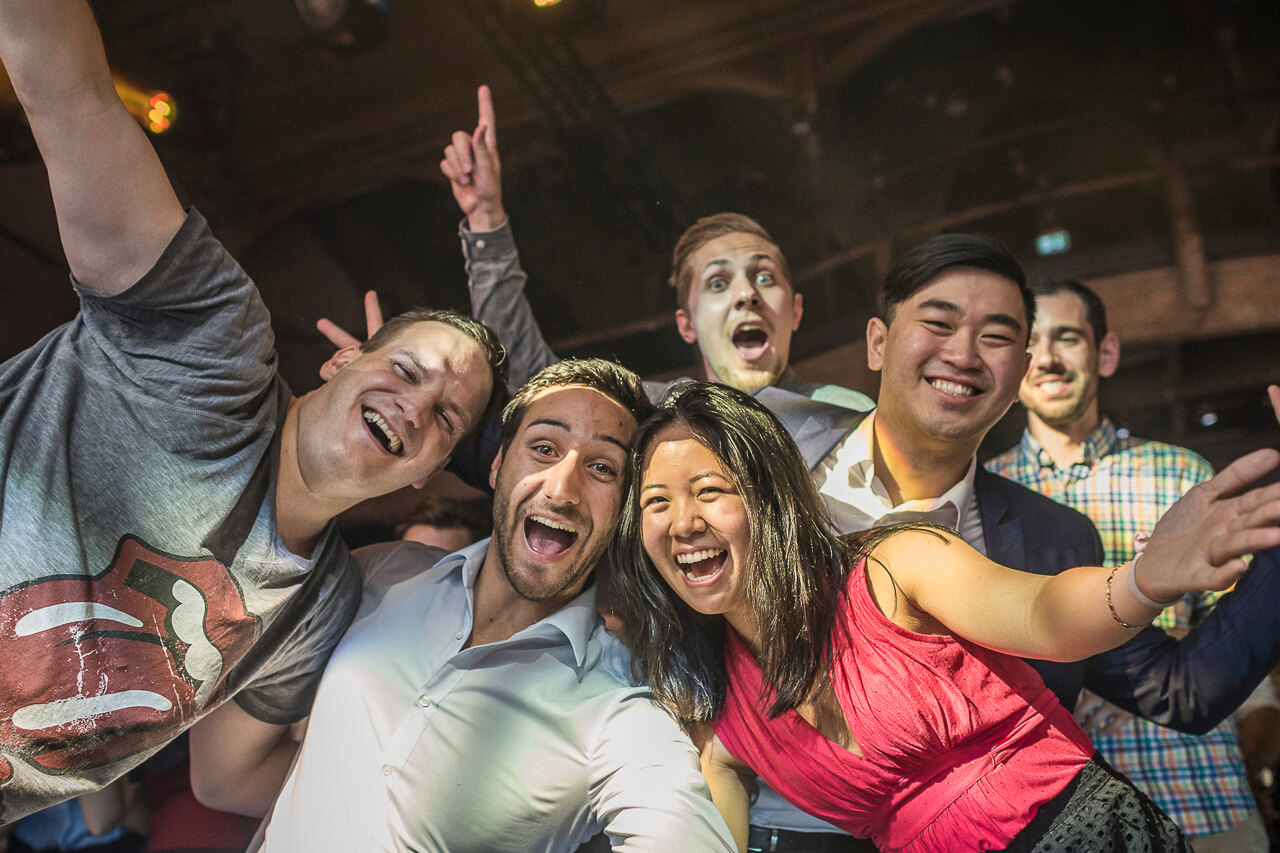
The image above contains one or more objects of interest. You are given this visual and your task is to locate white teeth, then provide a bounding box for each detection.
[676,548,724,565]
[732,323,768,340]
[530,515,575,533]
[930,379,977,397]
[363,409,403,454]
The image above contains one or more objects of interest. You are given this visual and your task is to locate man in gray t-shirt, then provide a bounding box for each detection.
[0,0,504,822]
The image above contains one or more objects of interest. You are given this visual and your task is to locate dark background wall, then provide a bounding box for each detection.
[2,0,1277,530]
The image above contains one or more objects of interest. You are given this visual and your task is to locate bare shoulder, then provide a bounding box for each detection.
[864,525,964,574]
[861,526,983,633]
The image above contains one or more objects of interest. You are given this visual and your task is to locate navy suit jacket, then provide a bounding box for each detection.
[756,385,1280,733]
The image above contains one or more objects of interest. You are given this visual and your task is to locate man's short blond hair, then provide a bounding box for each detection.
[667,213,792,311]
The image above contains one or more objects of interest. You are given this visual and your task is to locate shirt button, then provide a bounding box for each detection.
[454,631,464,640]
[417,695,431,708]
[475,239,486,249]
[381,764,394,776]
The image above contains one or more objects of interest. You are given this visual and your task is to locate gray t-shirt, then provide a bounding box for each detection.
[0,210,360,822]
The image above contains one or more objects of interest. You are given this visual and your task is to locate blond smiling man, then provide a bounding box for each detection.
[0,0,504,822]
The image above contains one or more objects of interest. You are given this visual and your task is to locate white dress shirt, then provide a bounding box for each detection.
[262,539,735,853]
[813,410,987,553]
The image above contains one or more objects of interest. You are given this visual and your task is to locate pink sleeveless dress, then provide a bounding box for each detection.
[715,560,1097,852]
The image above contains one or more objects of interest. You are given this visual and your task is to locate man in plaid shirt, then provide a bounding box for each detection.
[987,278,1267,852]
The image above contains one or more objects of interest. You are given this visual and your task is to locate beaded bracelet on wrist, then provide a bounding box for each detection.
[1105,564,1144,630]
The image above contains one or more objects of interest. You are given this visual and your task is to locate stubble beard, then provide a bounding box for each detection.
[709,354,783,395]
[1027,371,1097,428]
[491,475,603,604]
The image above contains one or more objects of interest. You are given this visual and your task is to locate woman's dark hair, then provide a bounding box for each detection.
[610,381,853,727]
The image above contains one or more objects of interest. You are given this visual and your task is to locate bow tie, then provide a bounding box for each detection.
[872,503,960,532]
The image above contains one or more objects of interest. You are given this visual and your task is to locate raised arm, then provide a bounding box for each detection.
[444,86,560,390]
[315,87,559,389]
[440,84,505,233]
[0,0,185,294]
[875,447,1280,663]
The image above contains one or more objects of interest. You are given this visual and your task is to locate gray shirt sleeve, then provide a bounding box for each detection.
[460,219,560,391]
[70,209,357,727]
[74,208,276,420]
[232,529,362,725]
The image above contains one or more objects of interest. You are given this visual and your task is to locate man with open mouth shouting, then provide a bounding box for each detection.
[0,0,505,823]
[251,359,736,852]
[433,85,875,411]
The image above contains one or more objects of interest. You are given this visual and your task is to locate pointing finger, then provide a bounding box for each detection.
[478,84,496,140]
[316,318,360,350]
[363,290,385,338]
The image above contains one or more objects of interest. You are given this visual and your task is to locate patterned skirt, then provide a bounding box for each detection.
[1001,754,1190,852]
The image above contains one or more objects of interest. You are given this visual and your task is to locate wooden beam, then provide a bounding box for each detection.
[1089,254,1280,345]
[1161,159,1213,311]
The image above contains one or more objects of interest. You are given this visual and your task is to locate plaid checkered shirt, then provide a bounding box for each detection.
[987,418,1256,837]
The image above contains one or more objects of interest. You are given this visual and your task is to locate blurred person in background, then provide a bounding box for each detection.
[988,278,1268,852]
[394,495,492,551]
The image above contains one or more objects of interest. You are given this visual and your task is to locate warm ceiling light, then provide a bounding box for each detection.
[112,75,176,135]
[533,0,563,6]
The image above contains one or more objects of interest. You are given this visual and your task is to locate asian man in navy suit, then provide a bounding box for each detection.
[743,234,1280,853]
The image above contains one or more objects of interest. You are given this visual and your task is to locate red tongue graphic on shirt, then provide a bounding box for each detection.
[526,518,577,557]
[0,535,257,788]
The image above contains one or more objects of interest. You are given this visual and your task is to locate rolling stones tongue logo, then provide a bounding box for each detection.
[0,535,258,782]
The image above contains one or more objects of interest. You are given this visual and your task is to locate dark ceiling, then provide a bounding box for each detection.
[2,0,1278,485]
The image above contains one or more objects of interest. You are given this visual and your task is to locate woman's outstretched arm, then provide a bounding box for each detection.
[869,442,1280,662]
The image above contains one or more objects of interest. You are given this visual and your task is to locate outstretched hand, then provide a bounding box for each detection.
[440,85,505,232]
[315,291,385,367]
[1139,444,1280,601]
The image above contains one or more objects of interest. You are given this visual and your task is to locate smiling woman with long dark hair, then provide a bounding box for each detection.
[610,381,1280,853]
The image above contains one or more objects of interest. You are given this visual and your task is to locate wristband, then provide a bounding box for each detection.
[1126,553,1179,609]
